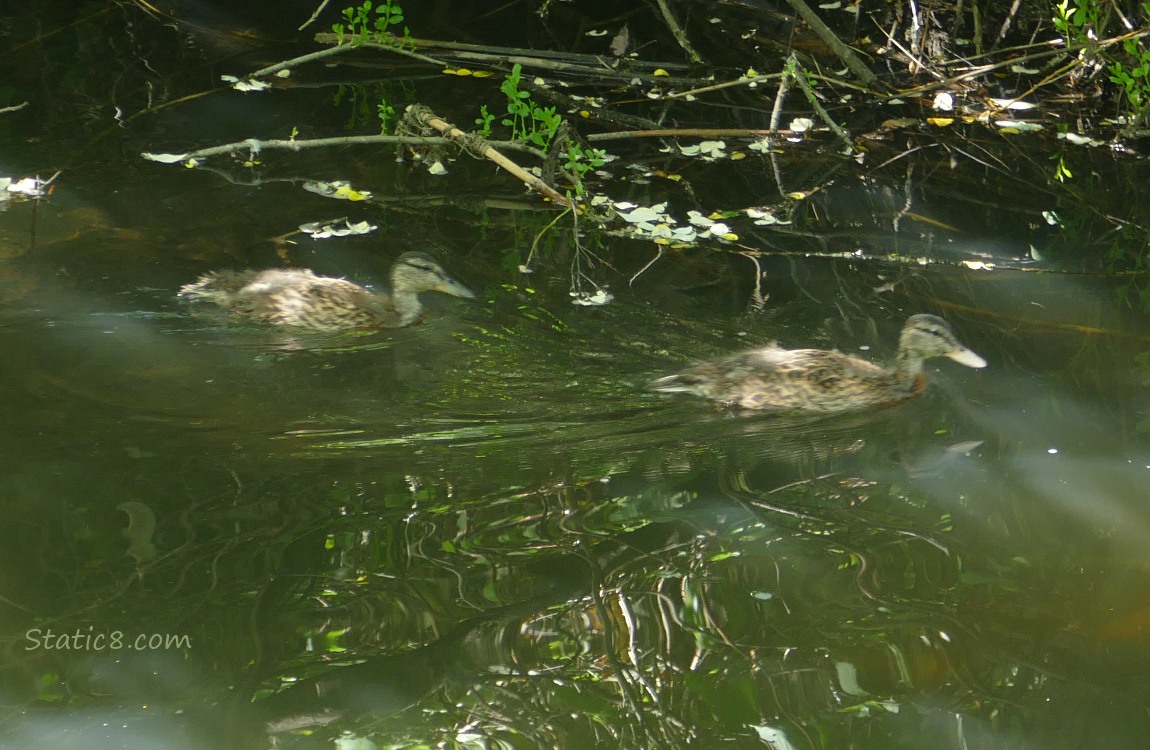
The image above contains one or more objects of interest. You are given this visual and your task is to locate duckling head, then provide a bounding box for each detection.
[901,314,987,368]
[392,251,475,299]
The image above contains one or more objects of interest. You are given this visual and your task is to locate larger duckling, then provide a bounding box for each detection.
[178,251,474,332]
[651,314,986,412]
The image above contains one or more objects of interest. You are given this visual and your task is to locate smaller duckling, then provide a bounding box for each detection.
[178,251,474,332]
[651,314,986,412]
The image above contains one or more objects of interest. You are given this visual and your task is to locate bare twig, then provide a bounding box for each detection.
[665,72,784,100]
[783,0,880,87]
[311,32,694,79]
[653,0,704,64]
[788,58,854,150]
[141,133,541,163]
[585,127,798,142]
[249,40,446,79]
[298,0,331,30]
[629,247,665,286]
[992,0,1023,51]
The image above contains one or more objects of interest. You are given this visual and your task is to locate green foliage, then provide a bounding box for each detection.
[474,104,494,137]
[378,99,397,134]
[499,64,561,152]
[1108,32,1150,120]
[1052,0,1101,38]
[333,82,406,132]
[333,83,377,129]
[1111,227,1150,312]
[331,0,413,49]
[1052,151,1073,182]
[562,142,607,196]
[1053,0,1150,127]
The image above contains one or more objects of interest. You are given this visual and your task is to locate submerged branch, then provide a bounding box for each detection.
[141,134,541,163]
[783,0,880,88]
[653,0,704,64]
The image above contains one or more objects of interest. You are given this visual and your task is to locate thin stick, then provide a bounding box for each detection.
[141,133,541,163]
[783,0,879,87]
[653,0,703,64]
[586,127,799,142]
[788,59,854,150]
[297,0,331,31]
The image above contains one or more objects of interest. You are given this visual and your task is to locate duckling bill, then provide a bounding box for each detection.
[651,314,986,412]
[178,251,474,332]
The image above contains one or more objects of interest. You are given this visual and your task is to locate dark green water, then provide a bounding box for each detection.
[2,2,1150,749]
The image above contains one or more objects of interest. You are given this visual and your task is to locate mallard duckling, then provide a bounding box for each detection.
[178,252,474,331]
[651,314,986,412]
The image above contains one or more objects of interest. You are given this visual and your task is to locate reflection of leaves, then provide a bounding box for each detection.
[683,670,761,726]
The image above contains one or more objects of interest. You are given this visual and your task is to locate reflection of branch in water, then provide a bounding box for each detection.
[741,252,769,314]
[589,581,691,749]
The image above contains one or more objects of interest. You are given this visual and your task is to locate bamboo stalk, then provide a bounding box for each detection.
[406,106,575,209]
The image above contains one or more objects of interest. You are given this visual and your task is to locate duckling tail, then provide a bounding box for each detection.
[178,271,250,302]
[649,373,706,394]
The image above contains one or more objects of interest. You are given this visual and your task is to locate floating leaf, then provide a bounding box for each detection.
[1061,132,1097,145]
[220,74,270,92]
[687,211,714,227]
[995,120,1043,132]
[1,176,47,197]
[745,207,778,225]
[302,180,374,201]
[989,98,1037,110]
[300,219,378,239]
[141,152,190,164]
[699,140,726,157]
[571,289,614,306]
[618,206,664,223]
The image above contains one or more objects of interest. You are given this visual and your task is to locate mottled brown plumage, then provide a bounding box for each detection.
[178,252,474,331]
[651,314,986,412]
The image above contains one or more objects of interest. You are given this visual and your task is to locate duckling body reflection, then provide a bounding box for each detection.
[178,252,474,332]
[651,314,986,412]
